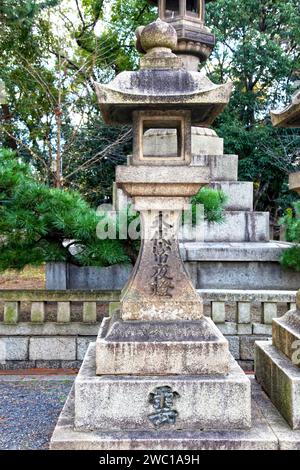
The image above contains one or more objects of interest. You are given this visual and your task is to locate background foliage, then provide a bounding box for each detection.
[0,0,300,226]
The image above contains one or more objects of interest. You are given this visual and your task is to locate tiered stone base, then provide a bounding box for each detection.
[74,344,251,432]
[51,378,300,450]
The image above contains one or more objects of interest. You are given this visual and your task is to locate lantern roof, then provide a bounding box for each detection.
[95,19,231,126]
[271,89,300,128]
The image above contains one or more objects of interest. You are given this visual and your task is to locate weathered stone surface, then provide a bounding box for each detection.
[255,341,300,430]
[83,302,97,323]
[119,201,204,321]
[271,89,300,128]
[75,344,251,432]
[192,154,238,181]
[210,181,253,211]
[96,317,229,376]
[252,323,272,336]
[77,337,97,361]
[226,336,240,360]
[211,301,225,323]
[241,336,271,361]
[31,302,46,323]
[203,212,269,243]
[57,302,71,323]
[263,303,278,324]
[144,127,224,158]
[116,166,209,196]
[0,290,120,302]
[195,261,300,290]
[273,310,300,364]
[0,322,100,336]
[238,302,251,324]
[95,69,232,127]
[237,324,252,335]
[0,337,29,361]
[217,322,238,335]
[51,379,282,450]
[4,302,19,324]
[29,337,76,361]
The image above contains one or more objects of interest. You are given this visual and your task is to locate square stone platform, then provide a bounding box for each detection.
[75,344,250,432]
[96,316,229,375]
[50,377,300,450]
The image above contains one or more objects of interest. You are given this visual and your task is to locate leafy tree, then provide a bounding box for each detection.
[0,148,134,271]
[206,0,300,218]
[0,148,227,271]
[280,203,300,271]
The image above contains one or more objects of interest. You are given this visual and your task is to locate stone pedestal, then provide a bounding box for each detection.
[51,17,253,450]
[255,301,300,430]
[75,343,250,432]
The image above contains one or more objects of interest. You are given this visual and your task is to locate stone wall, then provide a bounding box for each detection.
[0,289,296,371]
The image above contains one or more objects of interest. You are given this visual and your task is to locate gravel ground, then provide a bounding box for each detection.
[0,376,74,450]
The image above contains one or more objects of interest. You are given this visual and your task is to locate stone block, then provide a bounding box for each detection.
[238,302,251,324]
[51,383,282,450]
[75,344,251,432]
[4,302,19,324]
[0,337,29,361]
[211,301,225,323]
[31,302,45,323]
[263,303,278,324]
[217,322,238,335]
[61,360,82,369]
[226,336,240,360]
[203,212,269,243]
[241,336,271,361]
[57,302,71,323]
[237,324,252,335]
[192,154,238,182]
[0,360,36,370]
[96,317,229,376]
[83,302,97,323]
[273,311,300,364]
[252,323,272,336]
[255,341,300,430]
[77,337,97,361]
[210,181,253,211]
[29,337,76,360]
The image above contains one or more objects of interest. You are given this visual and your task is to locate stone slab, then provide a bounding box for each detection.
[210,181,253,211]
[273,311,300,364]
[195,261,300,290]
[0,337,29,361]
[255,341,300,430]
[191,154,238,181]
[95,317,229,375]
[29,337,76,361]
[75,344,251,432]
[183,241,292,262]
[203,211,269,243]
[50,378,281,450]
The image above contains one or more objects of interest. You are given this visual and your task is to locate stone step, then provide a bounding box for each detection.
[192,154,238,181]
[181,241,300,290]
[210,181,253,211]
[182,241,291,262]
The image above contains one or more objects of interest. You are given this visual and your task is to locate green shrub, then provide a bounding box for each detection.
[0,149,228,271]
[191,187,228,224]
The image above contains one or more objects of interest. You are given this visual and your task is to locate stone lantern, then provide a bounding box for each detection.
[147,0,215,70]
[51,19,254,449]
